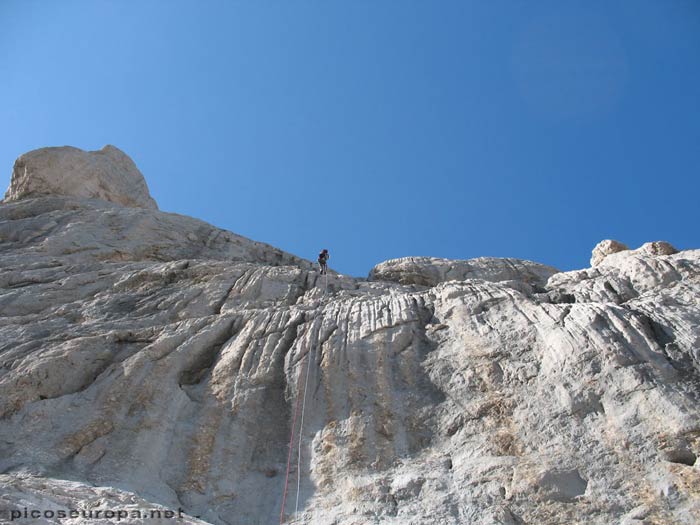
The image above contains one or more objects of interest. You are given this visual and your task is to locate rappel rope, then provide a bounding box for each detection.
[279,361,304,525]
[280,270,326,523]
[295,339,314,516]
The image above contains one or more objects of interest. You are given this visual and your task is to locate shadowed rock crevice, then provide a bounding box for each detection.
[179,321,240,388]
[665,449,697,466]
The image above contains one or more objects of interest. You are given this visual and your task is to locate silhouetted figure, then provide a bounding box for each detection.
[318,249,329,275]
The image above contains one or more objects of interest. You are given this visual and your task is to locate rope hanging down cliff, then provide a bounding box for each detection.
[295,334,314,517]
[280,280,325,523]
[279,355,303,524]
[280,251,330,523]
[279,331,317,524]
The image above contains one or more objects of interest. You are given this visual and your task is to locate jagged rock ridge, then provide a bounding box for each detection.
[1,147,698,525]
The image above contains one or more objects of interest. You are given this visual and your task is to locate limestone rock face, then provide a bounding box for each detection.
[0,196,308,269]
[3,145,158,209]
[590,239,628,266]
[0,152,699,525]
[0,474,209,524]
[636,240,679,257]
[369,256,558,289]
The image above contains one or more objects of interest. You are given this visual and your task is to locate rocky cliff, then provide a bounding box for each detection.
[1,146,698,525]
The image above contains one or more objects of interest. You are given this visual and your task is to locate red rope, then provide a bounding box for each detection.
[280,366,303,524]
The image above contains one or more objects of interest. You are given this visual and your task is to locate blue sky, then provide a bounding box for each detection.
[1,1,699,277]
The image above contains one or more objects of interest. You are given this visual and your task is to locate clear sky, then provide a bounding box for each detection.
[1,1,699,277]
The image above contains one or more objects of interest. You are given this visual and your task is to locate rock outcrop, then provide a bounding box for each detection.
[636,241,679,258]
[591,239,680,268]
[368,256,558,290]
[3,145,158,210]
[1,147,699,525]
[590,239,629,266]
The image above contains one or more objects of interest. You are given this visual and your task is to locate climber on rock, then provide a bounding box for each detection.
[318,249,330,275]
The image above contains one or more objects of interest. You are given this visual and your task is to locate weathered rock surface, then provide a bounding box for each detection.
[590,239,680,272]
[590,239,629,266]
[636,241,679,258]
[368,256,558,290]
[0,474,208,524]
[1,150,699,525]
[3,145,158,210]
